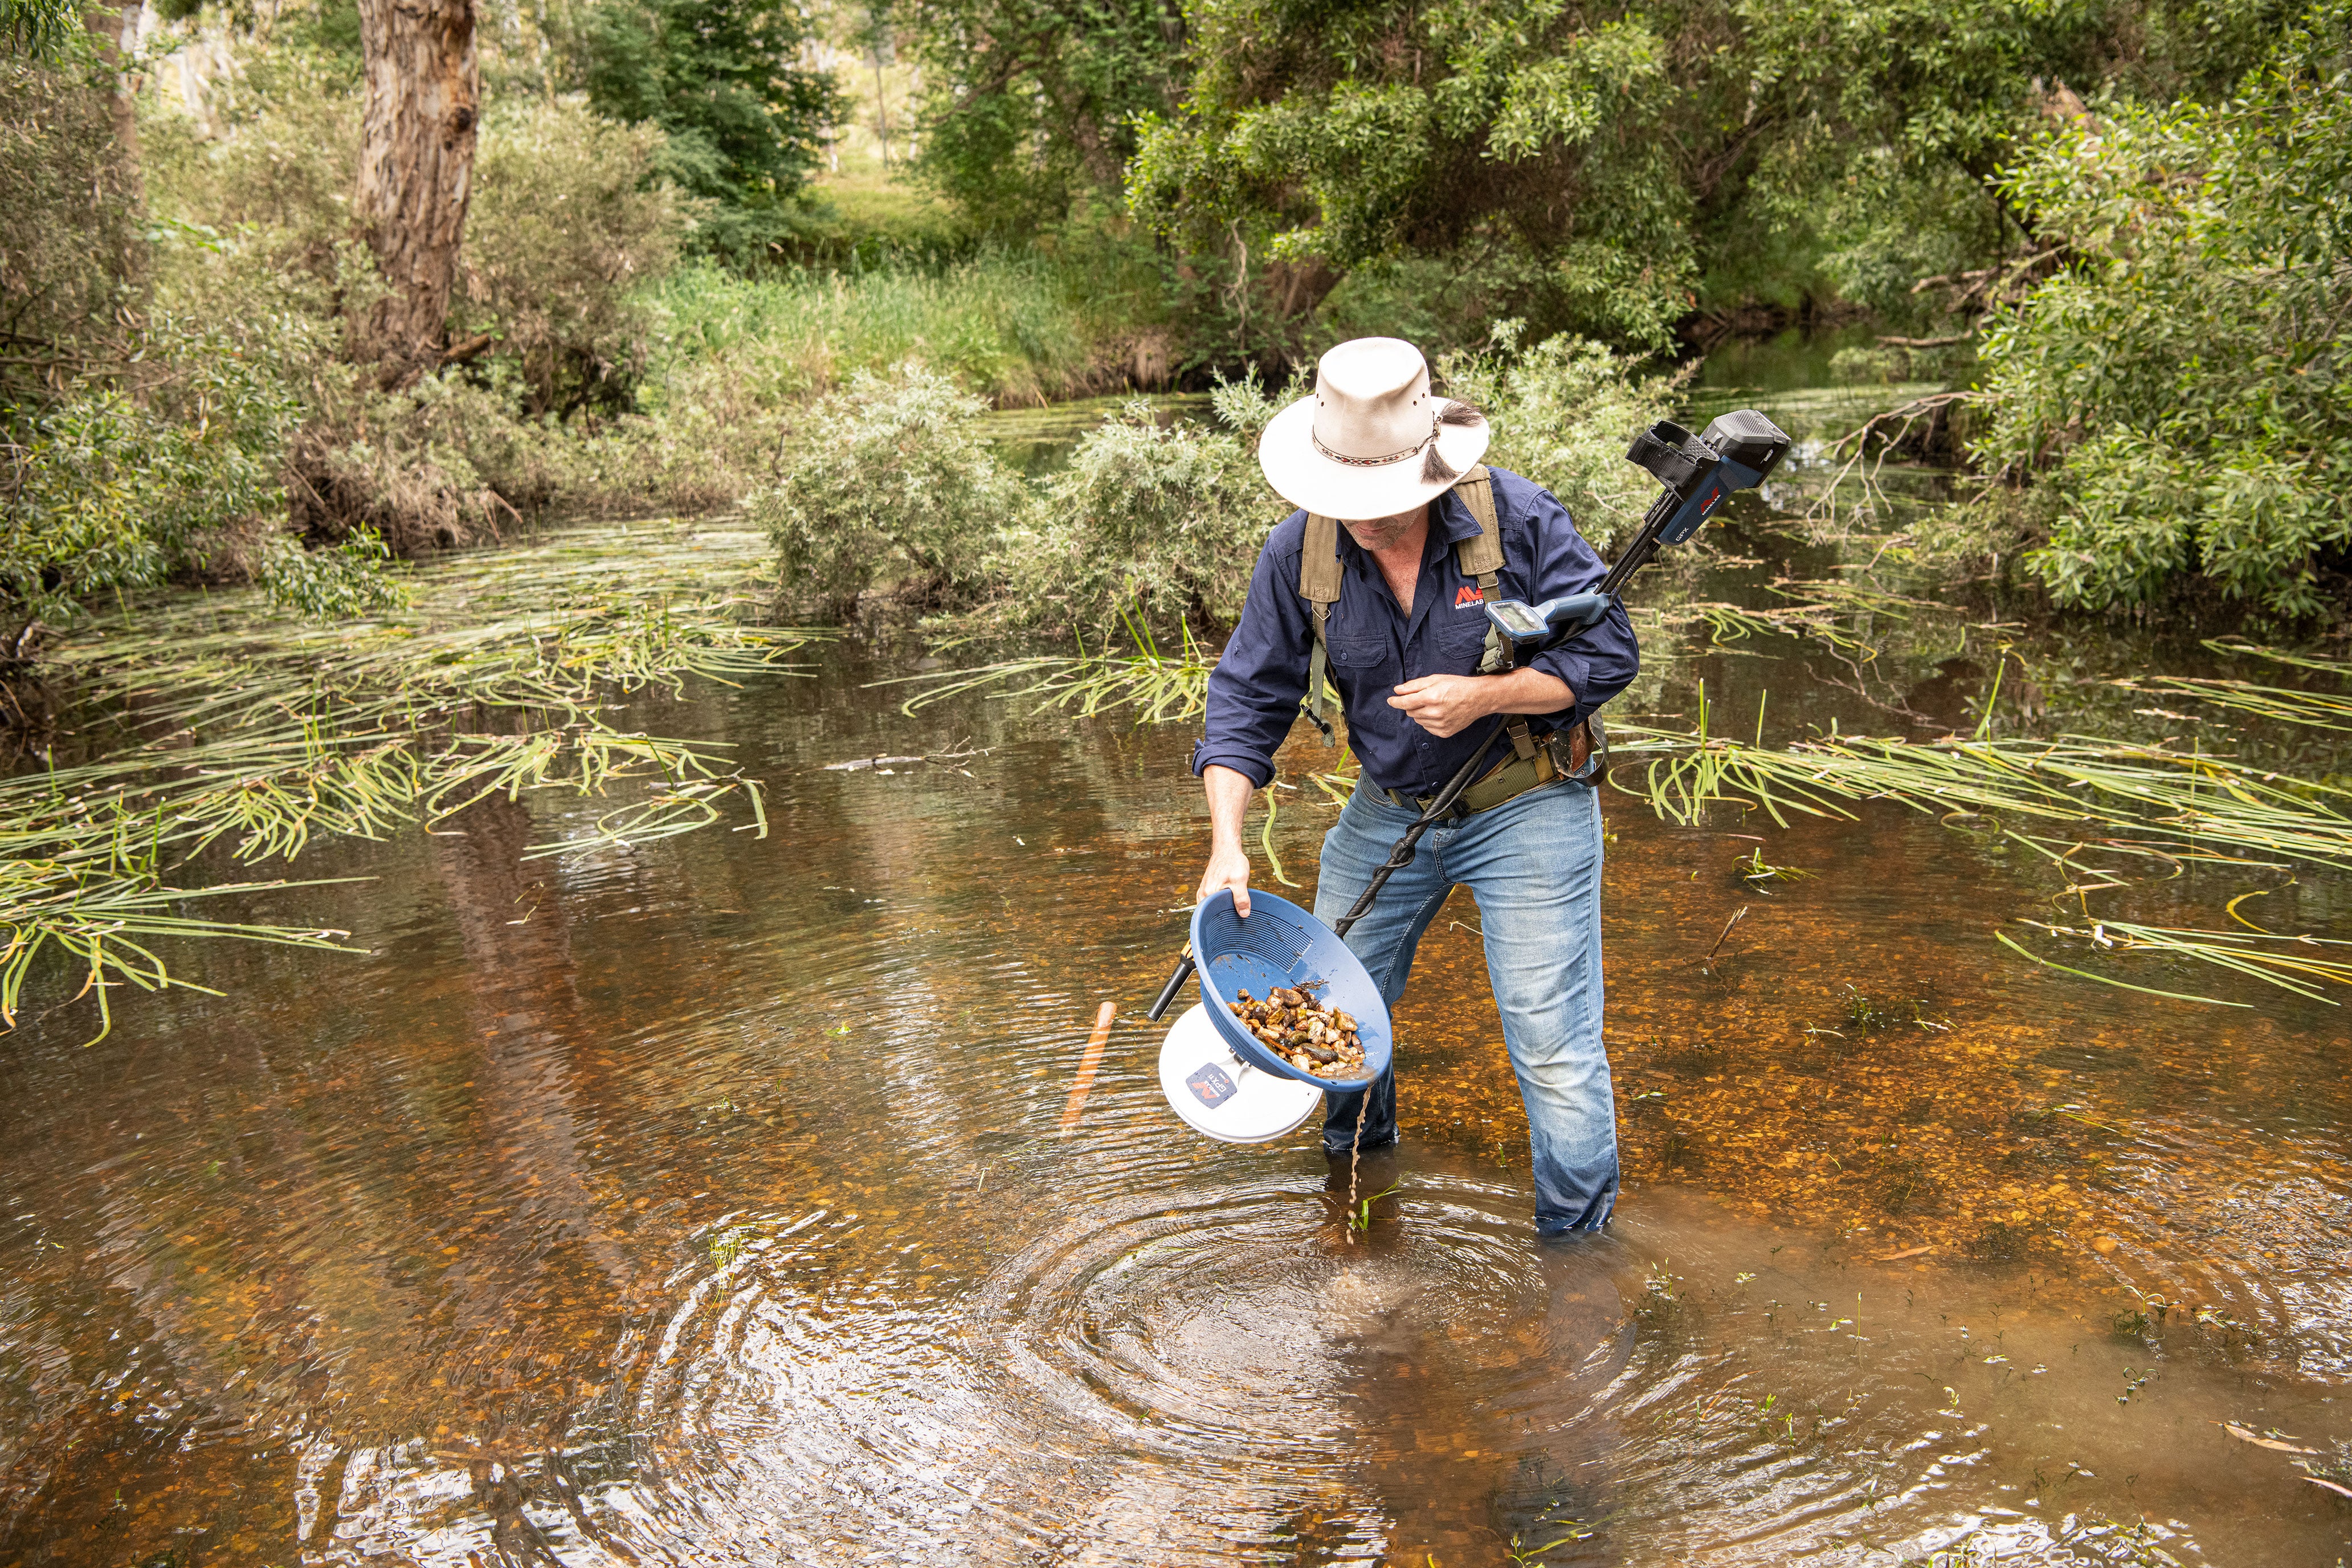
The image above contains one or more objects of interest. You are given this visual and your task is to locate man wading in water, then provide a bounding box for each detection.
[1190,337,1639,1234]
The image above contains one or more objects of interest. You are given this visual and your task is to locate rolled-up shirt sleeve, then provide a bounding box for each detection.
[1191,517,1311,789]
[1517,484,1640,728]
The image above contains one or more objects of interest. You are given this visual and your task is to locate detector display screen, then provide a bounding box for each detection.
[1485,600,1550,638]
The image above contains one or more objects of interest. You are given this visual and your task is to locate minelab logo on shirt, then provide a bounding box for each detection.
[1454,585,1484,607]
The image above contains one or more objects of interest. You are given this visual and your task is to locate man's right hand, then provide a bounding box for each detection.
[1195,843,1252,918]
[1198,763,1259,917]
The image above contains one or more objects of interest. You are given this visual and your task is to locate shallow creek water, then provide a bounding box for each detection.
[3,395,2350,1568]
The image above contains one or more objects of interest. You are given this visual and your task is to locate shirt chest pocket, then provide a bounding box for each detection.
[1326,635,1392,671]
[1436,603,1494,668]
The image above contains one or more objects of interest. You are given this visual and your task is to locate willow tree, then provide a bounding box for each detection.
[355,0,479,385]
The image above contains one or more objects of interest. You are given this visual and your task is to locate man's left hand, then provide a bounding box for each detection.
[1386,673,1494,738]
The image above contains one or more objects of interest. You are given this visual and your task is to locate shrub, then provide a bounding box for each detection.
[1439,329,1686,553]
[139,43,359,292]
[746,363,1027,617]
[0,316,309,637]
[0,54,142,409]
[1973,1,2352,622]
[454,97,690,418]
[941,336,1677,646]
[990,400,1265,643]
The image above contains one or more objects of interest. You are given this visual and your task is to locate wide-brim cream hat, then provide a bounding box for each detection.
[1258,337,1489,520]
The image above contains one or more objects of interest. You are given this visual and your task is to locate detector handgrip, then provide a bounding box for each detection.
[1146,946,1195,1022]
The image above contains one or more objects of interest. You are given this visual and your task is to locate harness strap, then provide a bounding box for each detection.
[1451,467,1539,762]
[1300,512,1342,745]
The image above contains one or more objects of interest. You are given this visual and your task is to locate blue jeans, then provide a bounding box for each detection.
[1314,774,1618,1234]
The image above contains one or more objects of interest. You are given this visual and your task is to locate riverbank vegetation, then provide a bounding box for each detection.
[2,0,2343,651]
[1967,6,2352,620]
[790,333,1686,653]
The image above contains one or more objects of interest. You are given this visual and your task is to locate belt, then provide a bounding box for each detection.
[1386,717,1605,818]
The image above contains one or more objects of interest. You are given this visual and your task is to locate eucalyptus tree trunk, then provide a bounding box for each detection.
[354,0,479,386]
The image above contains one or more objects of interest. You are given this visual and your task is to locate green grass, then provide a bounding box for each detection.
[801,169,971,258]
[639,248,1162,409]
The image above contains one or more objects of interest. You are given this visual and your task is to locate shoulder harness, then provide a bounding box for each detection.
[1298,464,1539,762]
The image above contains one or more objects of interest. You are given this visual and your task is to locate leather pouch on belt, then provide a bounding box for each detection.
[1552,714,1605,783]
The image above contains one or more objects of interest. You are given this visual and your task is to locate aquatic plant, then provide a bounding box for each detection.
[1611,691,2352,874]
[2001,920,2352,1006]
[1738,847,1811,889]
[2102,640,2352,733]
[1614,684,2352,1004]
[879,610,1215,724]
[1346,1179,1402,1234]
[3,521,817,1038]
[899,571,2352,1008]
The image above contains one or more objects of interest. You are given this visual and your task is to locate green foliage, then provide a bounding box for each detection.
[1803,160,2008,326]
[139,45,707,540]
[993,399,1263,641]
[141,44,359,275]
[1974,2,2352,620]
[1,0,81,62]
[570,0,841,265]
[903,329,1671,642]
[748,362,1027,615]
[1440,330,1686,553]
[454,96,691,417]
[1120,0,2316,350]
[254,524,407,618]
[0,54,142,406]
[1101,0,1864,348]
[639,244,1155,406]
[1,317,306,635]
[904,0,1182,229]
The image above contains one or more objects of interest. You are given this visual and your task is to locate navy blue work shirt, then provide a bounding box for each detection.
[1192,467,1640,799]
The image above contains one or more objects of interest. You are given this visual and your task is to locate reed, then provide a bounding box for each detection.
[875,611,1214,724]
[2206,638,2352,679]
[896,605,2352,1007]
[1615,690,2352,1004]
[893,578,1926,727]
[5,521,819,1036]
[2004,918,2352,1006]
[1611,696,2352,872]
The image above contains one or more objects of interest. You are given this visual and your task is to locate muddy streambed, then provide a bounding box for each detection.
[4,389,2351,1564]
